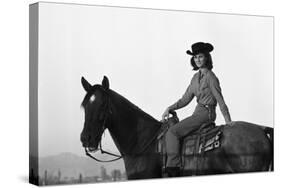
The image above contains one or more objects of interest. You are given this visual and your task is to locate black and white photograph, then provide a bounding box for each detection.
[29,2,274,186]
[1,0,280,188]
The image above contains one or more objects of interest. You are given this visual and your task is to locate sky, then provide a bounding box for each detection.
[36,2,273,157]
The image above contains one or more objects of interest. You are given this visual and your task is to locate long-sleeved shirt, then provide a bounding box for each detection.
[169,69,231,123]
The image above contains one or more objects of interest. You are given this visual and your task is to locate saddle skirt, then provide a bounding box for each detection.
[157,115,223,175]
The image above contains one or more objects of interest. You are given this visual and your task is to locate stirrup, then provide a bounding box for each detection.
[165,167,181,177]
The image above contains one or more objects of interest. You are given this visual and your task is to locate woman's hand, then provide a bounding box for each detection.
[162,107,171,121]
[226,121,235,126]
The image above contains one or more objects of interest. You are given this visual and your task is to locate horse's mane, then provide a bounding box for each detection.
[81,84,160,124]
[109,89,160,124]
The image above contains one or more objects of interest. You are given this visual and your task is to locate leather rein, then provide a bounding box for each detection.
[85,89,160,163]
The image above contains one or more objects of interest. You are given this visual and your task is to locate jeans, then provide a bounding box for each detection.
[165,104,216,167]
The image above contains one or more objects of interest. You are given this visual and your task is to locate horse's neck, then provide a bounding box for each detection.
[108,91,161,155]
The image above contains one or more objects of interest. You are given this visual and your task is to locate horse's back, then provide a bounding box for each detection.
[221,121,273,172]
[222,121,272,150]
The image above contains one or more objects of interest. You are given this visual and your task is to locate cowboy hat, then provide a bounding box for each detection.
[186,42,214,56]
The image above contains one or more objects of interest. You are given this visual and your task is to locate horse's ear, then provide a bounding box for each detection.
[102,76,110,90]
[81,76,92,92]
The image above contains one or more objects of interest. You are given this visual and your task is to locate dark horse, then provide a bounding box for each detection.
[80,76,273,179]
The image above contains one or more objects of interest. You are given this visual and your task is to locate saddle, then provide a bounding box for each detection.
[157,111,223,176]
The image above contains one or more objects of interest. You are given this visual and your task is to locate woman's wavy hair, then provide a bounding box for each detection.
[190,52,213,71]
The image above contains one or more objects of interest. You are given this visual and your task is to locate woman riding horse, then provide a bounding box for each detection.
[162,42,234,177]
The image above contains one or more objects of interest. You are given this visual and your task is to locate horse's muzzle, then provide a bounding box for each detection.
[85,147,98,153]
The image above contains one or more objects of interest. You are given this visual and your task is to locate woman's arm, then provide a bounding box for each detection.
[162,77,195,121]
[209,74,232,123]
[168,80,194,111]
[162,84,194,121]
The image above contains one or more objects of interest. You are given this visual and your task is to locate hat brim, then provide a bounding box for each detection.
[186,50,194,56]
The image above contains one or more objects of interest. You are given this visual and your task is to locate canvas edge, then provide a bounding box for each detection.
[29,2,40,186]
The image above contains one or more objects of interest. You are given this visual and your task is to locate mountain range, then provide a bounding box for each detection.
[38,152,125,179]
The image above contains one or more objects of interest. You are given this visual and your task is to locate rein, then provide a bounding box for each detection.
[85,88,161,162]
[85,148,122,162]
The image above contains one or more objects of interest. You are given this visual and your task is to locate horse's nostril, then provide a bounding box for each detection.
[80,133,92,145]
[81,134,87,142]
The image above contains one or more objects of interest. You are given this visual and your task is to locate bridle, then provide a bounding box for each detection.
[85,88,123,162]
[84,88,161,162]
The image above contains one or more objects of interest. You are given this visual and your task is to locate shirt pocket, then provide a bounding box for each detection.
[200,81,209,91]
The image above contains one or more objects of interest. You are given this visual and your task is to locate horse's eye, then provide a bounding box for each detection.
[89,94,96,103]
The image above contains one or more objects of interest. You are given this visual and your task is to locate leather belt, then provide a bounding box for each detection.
[198,103,216,109]
[198,103,216,121]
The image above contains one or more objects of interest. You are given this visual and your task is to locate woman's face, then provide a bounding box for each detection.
[194,53,207,68]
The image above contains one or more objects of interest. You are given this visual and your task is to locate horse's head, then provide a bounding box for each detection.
[80,76,111,152]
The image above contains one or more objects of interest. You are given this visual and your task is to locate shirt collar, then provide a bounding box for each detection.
[199,68,209,77]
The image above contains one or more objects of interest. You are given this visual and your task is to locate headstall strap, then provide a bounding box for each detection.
[85,90,123,162]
